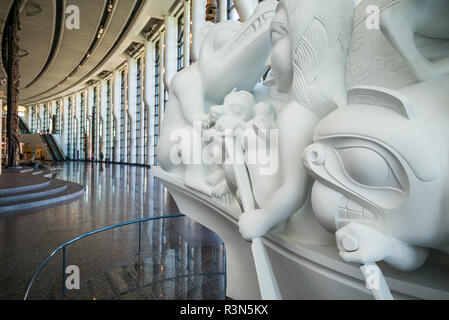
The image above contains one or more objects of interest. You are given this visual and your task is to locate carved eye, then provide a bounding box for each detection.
[341,148,389,187]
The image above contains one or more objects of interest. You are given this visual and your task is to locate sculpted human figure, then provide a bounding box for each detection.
[203,89,256,204]
[205,89,278,206]
[156,0,277,196]
[238,0,354,240]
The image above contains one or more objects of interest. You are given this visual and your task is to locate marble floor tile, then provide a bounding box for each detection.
[0,162,225,300]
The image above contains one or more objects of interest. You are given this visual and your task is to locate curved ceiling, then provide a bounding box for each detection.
[1,0,176,105]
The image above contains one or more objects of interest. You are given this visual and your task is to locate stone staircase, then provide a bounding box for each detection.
[0,166,84,214]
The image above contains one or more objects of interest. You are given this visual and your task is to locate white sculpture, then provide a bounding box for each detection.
[237,0,354,240]
[301,0,449,274]
[380,0,449,81]
[303,76,449,271]
[156,0,277,197]
[205,89,279,207]
[204,89,256,204]
[154,0,449,300]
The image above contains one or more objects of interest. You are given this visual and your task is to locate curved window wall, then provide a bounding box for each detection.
[24,0,242,165]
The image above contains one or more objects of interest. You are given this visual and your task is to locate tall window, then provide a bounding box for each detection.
[92,87,97,158]
[136,57,141,163]
[177,13,184,71]
[106,79,111,159]
[154,41,160,164]
[67,97,72,159]
[43,104,48,132]
[73,119,77,159]
[127,116,131,162]
[144,98,148,164]
[120,70,125,162]
[31,106,36,132]
[37,107,41,132]
[55,101,61,133]
[80,93,85,159]
[99,119,103,159]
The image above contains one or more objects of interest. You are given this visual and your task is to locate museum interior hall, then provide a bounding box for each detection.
[1,0,449,301]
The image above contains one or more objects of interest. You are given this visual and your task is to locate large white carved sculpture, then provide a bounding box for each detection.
[380,0,449,81]
[157,0,277,196]
[237,0,354,241]
[154,0,449,300]
[301,0,449,289]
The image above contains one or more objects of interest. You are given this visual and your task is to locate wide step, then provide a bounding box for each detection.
[0,181,84,214]
[0,180,68,205]
[0,167,84,214]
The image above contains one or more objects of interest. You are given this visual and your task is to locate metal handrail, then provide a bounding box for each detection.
[23,213,185,300]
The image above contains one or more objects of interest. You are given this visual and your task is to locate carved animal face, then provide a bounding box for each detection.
[198,0,277,103]
[303,84,449,249]
[209,90,255,123]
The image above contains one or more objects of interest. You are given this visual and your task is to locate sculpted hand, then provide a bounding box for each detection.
[336,222,393,265]
[192,114,212,129]
[238,209,270,240]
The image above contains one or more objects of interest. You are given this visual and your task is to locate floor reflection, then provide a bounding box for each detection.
[0,161,225,300]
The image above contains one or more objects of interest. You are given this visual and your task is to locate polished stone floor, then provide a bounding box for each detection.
[0,162,226,300]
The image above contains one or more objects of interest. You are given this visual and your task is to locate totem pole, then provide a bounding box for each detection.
[5,1,21,167]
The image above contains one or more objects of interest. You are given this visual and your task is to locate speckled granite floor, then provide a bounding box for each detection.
[0,162,226,300]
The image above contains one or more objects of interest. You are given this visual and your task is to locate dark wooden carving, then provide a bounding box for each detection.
[5,1,21,167]
[206,0,218,22]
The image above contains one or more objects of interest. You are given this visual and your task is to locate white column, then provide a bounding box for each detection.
[95,86,100,159]
[62,97,69,156]
[164,15,177,91]
[183,0,191,67]
[37,103,43,132]
[219,0,227,22]
[75,92,81,159]
[49,101,55,133]
[191,0,207,62]
[100,79,107,158]
[105,79,112,161]
[87,87,94,159]
[128,57,136,164]
[159,31,166,125]
[122,69,128,163]
[113,70,121,163]
[144,40,156,166]
[137,59,144,165]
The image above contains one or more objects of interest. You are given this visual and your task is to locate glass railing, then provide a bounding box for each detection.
[24,213,227,300]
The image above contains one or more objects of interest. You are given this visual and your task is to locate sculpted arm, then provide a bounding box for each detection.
[171,68,208,126]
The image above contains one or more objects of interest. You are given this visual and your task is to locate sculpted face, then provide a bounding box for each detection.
[268,7,292,94]
[198,0,277,103]
[302,86,449,249]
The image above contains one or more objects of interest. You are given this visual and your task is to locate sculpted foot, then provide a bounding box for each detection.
[211,180,234,204]
[205,169,225,187]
